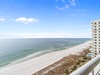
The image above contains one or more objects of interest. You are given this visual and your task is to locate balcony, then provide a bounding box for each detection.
[70,55,100,75]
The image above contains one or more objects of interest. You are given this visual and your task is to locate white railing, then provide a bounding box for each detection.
[70,55,100,75]
[96,69,100,75]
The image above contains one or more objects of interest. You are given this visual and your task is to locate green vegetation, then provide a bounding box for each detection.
[33,49,91,75]
[64,55,91,75]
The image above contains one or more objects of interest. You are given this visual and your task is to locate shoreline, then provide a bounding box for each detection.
[0,41,86,68]
[0,41,84,68]
[0,41,91,75]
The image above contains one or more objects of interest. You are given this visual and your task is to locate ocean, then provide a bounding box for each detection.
[0,38,90,68]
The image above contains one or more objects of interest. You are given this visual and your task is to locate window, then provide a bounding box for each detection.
[99,28,100,30]
[94,29,96,30]
[95,37,97,38]
[94,22,97,24]
[95,42,97,44]
[99,22,100,24]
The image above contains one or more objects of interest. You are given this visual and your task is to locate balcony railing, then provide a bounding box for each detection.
[70,55,100,75]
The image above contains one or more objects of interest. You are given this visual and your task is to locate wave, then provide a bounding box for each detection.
[6,48,55,67]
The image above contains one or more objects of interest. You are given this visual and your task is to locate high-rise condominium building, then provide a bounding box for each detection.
[92,20,100,57]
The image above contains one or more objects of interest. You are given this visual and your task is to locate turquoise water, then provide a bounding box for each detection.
[0,38,90,68]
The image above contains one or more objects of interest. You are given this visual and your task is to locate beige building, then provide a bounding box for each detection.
[92,20,100,57]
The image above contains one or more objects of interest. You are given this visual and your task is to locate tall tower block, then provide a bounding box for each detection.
[92,20,100,57]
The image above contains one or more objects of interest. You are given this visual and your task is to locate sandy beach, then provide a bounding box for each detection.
[0,41,91,75]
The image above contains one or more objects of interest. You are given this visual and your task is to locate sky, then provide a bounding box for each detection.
[0,0,99,38]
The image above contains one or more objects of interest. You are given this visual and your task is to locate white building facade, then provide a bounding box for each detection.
[92,20,100,57]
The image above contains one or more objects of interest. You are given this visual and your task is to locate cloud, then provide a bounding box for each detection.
[56,0,78,10]
[0,31,91,38]
[69,0,76,6]
[0,18,5,21]
[0,32,75,38]
[15,17,38,24]
[56,5,65,10]
[0,16,15,22]
[0,17,6,22]
[76,28,92,38]
[0,16,39,24]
